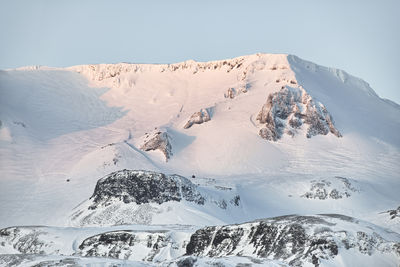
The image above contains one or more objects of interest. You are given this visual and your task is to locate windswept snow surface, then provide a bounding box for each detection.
[0,54,399,265]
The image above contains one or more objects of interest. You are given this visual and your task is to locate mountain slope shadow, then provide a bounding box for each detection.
[167,127,196,156]
[0,69,127,141]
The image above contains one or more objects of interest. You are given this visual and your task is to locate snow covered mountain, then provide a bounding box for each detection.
[0,53,399,266]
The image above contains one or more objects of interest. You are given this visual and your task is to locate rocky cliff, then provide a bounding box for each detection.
[185,214,400,266]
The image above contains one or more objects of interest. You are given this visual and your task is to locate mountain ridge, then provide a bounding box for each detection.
[0,53,399,266]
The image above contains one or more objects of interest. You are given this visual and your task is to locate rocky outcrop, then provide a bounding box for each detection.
[185,214,400,267]
[184,108,211,129]
[0,254,37,267]
[140,131,172,161]
[72,57,248,82]
[0,226,190,265]
[69,170,240,226]
[224,85,249,99]
[0,227,49,255]
[78,230,170,261]
[301,176,360,200]
[88,170,205,209]
[224,88,236,99]
[257,86,341,141]
[384,206,400,220]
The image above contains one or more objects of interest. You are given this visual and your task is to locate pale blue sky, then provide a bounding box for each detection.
[1,0,399,103]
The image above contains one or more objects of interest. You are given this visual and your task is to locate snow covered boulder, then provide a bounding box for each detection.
[257,86,341,141]
[140,130,172,161]
[184,108,211,129]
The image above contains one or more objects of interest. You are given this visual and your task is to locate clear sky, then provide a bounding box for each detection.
[1,0,399,103]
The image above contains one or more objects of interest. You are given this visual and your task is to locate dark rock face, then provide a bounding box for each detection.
[184,108,211,129]
[186,227,216,255]
[89,170,205,210]
[257,86,341,141]
[384,206,400,220]
[230,195,241,206]
[140,131,172,161]
[185,214,399,267]
[78,230,167,261]
[176,256,197,267]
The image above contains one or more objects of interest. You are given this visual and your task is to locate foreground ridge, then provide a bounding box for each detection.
[0,214,399,266]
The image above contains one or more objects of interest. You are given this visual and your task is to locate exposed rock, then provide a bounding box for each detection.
[176,256,197,267]
[0,225,191,264]
[224,85,249,99]
[30,258,80,267]
[257,86,341,141]
[1,214,399,266]
[78,230,169,261]
[259,126,279,142]
[224,88,236,99]
[13,121,26,128]
[239,83,250,93]
[88,170,205,209]
[186,227,217,255]
[185,214,400,267]
[140,130,172,161]
[0,227,57,255]
[0,254,36,267]
[69,170,241,226]
[301,176,360,200]
[184,108,211,129]
[230,195,241,206]
[383,206,400,220]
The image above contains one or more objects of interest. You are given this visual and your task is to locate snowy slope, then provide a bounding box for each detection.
[0,53,399,265]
